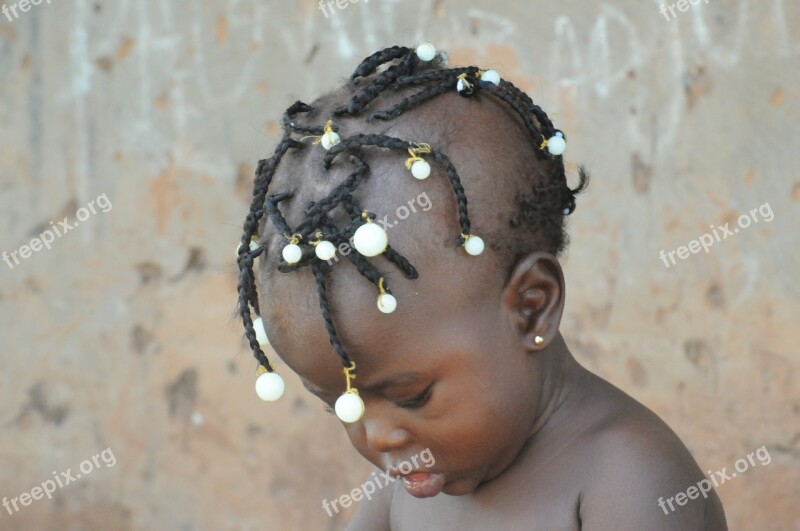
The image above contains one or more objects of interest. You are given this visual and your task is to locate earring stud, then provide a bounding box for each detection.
[534,335,544,345]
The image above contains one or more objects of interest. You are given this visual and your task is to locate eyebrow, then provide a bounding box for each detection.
[303,370,425,397]
[360,371,425,393]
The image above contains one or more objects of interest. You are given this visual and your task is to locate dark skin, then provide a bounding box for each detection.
[256,89,727,530]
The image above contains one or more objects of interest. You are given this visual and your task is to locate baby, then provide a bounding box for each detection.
[235,43,728,530]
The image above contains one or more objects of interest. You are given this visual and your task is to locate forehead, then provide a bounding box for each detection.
[253,90,526,391]
[259,238,487,392]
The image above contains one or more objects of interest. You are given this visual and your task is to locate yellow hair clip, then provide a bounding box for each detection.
[334,361,365,423]
[309,230,336,261]
[377,276,397,314]
[405,142,432,180]
[300,119,341,150]
[540,130,566,156]
[456,72,474,95]
[282,232,303,264]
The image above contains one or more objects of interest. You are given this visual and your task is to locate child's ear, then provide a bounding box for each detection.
[501,252,565,352]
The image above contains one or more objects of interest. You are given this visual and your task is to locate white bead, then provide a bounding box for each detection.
[321,131,340,150]
[236,240,260,257]
[353,223,388,257]
[547,135,566,156]
[480,69,501,85]
[464,235,485,256]
[335,392,365,423]
[411,159,430,180]
[255,372,285,401]
[456,78,469,93]
[282,243,302,263]
[315,240,336,260]
[416,43,436,62]
[377,293,397,313]
[252,317,269,346]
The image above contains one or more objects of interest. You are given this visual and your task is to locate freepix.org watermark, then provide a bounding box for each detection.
[659,0,710,22]
[322,448,435,517]
[318,0,369,18]
[1,0,52,22]
[325,190,432,265]
[657,445,771,516]
[659,201,774,269]
[2,447,116,516]
[2,193,112,270]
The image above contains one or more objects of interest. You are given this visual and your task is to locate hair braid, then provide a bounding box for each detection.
[238,43,588,384]
[334,56,413,115]
[349,45,412,81]
[372,69,473,121]
[311,261,354,369]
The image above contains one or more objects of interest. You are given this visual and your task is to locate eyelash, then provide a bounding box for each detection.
[321,386,433,414]
[396,385,433,409]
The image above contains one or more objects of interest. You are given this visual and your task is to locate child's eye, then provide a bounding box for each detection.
[396,385,433,409]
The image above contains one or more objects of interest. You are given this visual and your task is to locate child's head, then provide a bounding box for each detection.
[237,44,588,496]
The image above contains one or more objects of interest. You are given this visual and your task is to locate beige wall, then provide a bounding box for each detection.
[1,0,798,529]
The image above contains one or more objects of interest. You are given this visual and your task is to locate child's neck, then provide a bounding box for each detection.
[525,332,589,440]
[484,334,593,487]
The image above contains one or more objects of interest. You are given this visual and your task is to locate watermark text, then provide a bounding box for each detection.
[322,448,434,517]
[660,0,710,22]
[2,447,116,516]
[657,445,771,515]
[318,0,370,18]
[659,201,773,269]
[3,193,112,270]
[326,191,432,265]
[2,0,53,23]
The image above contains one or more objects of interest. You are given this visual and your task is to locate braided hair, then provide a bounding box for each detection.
[236,44,589,386]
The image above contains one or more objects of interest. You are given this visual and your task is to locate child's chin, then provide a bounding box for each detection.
[438,477,482,496]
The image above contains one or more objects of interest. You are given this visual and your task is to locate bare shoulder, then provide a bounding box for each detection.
[575,379,727,530]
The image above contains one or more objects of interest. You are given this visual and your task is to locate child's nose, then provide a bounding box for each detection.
[363,415,410,453]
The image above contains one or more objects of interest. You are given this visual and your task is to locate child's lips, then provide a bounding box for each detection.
[399,471,447,498]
